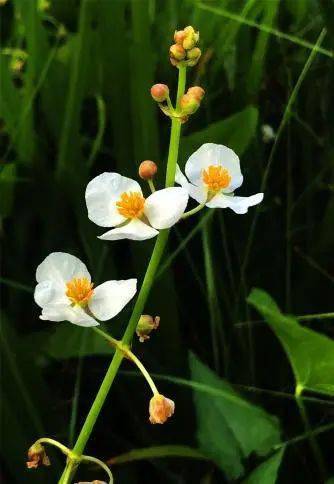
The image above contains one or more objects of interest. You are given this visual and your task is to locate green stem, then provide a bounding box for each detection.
[182,203,206,219]
[59,65,187,484]
[92,327,159,395]
[148,179,156,193]
[295,385,327,479]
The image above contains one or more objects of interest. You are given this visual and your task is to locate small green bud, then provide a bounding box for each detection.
[136,315,160,342]
[180,93,200,115]
[170,43,186,62]
[187,86,205,101]
[182,26,199,50]
[187,47,202,62]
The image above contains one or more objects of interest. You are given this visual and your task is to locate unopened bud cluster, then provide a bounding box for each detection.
[170,26,201,67]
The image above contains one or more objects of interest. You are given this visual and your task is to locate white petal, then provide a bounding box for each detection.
[34,280,69,308]
[185,143,243,192]
[85,172,142,227]
[207,192,264,213]
[98,219,158,241]
[89,279,137,321]
[39,305,98,327]
[36,252,90,284]
[175,164,189,188]
[175,165,207,204]
[144,187,189,229]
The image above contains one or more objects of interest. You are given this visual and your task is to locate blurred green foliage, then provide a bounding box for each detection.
[1,0,334,482]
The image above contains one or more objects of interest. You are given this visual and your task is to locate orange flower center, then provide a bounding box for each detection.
[116,191,145,219]
[202,165,231,193]
[66,277,94,306]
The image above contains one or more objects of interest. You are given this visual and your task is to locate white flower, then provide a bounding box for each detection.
[176,143,263,214]
[85,173,189,241]
[34,252,137,327]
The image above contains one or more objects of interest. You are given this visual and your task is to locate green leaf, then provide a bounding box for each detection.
[248,289,334,397]
[247,0,280,96]
[189,352,281,479]
[179,106,258,165]
[25,324,113,359]
[109,445,209,466]
[242,449,285,484]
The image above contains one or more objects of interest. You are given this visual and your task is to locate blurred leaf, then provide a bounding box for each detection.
[0,314,61,481]
[242,448,285,483]
[179,106,258,164]
[247,0,279,96]
[189,352,281,479]
[0,163,16,216]
[248,289,334,397]
[26,324,113,359]
[108,445,209,466]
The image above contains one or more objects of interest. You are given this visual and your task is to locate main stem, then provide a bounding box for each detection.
[58,66,186,483]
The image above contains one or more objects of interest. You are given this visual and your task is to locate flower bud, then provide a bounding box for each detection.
[174,30,186,45]
[180,93,200,115]
[150,83,169,103]
[26,442,50,469]
[149,394,175,424]
[183,26,199,50]
[138,160,158,181]
[186,47,201,66]
[136,314,160,342]
[187,86,205,101]
[170,43,186,61]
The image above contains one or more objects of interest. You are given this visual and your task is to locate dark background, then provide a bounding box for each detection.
[1,0,334,482]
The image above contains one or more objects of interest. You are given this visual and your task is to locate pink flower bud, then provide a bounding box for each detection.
[187,86,205,101]
[169,43,186,61]
[149,394,175,424]
[138,160,158,180]
[180,93,200,115]
[150,83,169,103]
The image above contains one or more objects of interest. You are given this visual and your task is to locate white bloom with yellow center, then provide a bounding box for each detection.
[176,143,263,214]
[34,252,137,327]
[85,173,189,241]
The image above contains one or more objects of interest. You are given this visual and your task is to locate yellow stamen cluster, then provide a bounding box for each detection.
[202,165,231,193]
[66,277,94,306]
[116,192,145,219]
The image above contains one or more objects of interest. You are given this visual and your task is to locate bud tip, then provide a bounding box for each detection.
[138,161,158,181]
[149,394,175,424]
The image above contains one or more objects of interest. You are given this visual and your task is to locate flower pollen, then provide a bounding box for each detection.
[66,277,94,306]
[202,165,231,193]
[116,192,145,219]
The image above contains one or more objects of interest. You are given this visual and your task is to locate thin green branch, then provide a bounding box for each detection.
[107,445,209,466]
[241,28,327,279]
[197,3,332,58]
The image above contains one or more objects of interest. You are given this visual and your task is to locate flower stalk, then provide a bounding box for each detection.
[58,63,187,484]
